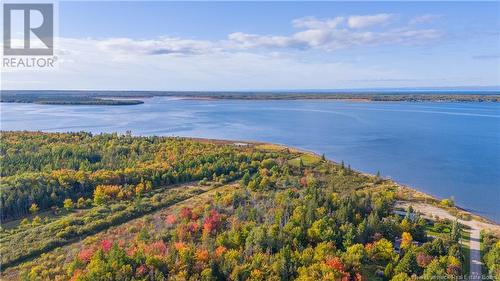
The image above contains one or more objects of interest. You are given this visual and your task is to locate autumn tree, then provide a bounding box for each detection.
[63,198,74,211]
[400,232,413,250]
[29,203,39,214]
[77,197,86,208]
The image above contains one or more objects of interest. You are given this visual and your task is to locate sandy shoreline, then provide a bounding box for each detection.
[291,145,499,227]
[183,136,499,227]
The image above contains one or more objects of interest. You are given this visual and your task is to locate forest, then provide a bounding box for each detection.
[0,131,498,281]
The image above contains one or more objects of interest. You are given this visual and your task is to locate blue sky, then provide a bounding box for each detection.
[3,1,500,90]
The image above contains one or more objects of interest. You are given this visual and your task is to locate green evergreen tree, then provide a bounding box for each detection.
[394,249,419,276]
[450,219,461,243]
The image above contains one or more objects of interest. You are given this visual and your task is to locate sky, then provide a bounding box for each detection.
[2,1,500,91]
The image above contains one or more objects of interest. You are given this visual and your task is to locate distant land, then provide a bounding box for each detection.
[0,92,144,106]
[1,89,500,105]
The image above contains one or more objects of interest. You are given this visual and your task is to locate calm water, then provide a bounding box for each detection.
[1,97,499,222]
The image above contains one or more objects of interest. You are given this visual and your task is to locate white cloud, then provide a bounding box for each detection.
[96,37,216,56]
[44,13,443,58]
[292,16,345,29]
[347,13,396,29]
[229,14,442,51]
[4,34,494,90]
[227,32,299,49]
[409,14,441,25]
[1,13,453,90]
[2,38,407,90]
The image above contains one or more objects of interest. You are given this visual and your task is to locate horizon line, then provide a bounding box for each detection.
[2,86,500,93]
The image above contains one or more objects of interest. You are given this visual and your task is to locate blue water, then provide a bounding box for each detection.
[1,97,499,222]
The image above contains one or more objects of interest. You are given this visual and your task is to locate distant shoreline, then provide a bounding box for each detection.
[0,98,144,106]
[1,90,500,104]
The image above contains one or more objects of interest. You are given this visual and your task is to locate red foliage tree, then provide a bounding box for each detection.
[203,209,222,234]
[165,214,176,225]
[101,239,112,252]
[215,246,226,258]
[136,264,148,277]
[126,246,137,257]
[146,241,168,256]
[69,269,83,281]
[416,252,433,268]
[196,249,210,263]
[77,248,94,263]
[117,239,126,248]
[174,241,186,251]
[325,257,345,272]
[188,221,200,234]
[180,207,193,220]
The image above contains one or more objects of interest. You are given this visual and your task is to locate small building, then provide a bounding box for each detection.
[233,142,249,146]
[393,209,417,220]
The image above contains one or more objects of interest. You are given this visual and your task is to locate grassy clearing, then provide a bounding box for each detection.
[288,154,321,167]
[255,144,288,151]
[1,210,60,230]
[425,222,451,239]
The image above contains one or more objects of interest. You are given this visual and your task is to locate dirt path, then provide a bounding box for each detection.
[396,201,500,280]
[469,228,482,280]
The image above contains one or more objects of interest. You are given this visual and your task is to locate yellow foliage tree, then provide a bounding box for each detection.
[29,203,39,214]
[63,198,74,211]
[401,232,413,250]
